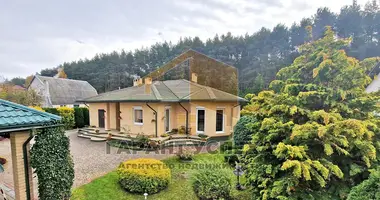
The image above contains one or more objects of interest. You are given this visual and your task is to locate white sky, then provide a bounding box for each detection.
[0,0,369,78]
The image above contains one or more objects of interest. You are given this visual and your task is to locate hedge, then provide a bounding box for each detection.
[81,107,90,126]
[30,126,74,200]
[57,107,75,130]
[74,107,85,128]
[42,107,89,129]
[43,107,59,115]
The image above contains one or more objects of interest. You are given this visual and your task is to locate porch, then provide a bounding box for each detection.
[77,127,230,147]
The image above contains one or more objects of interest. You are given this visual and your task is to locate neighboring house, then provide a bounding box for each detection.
[81,50,246,138]
[28,75,98,108]
[366,74,380,93]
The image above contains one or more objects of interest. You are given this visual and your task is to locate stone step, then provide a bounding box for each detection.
[163,139,204,146]
[90,137,107,142]
[87,130,108,135]
[78,131,108,138]
[110,136,133,141]
[77,134,91,139]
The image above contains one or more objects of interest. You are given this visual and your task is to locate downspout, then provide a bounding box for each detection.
[23,131,34,200]
[146,103,157,137]
[178,102,189,134]
[231,104,241,139]
[21,124,62,200]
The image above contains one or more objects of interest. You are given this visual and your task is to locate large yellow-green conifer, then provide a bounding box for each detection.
[241,27,380,199]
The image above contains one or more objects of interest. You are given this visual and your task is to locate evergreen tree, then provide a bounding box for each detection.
[33,1,380,95]
[313,8,337,39]
[241,28,380,199]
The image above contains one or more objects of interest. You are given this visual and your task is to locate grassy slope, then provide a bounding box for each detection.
[71,153,251,200]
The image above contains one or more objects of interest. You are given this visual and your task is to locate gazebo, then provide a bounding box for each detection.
[0,99,61,200]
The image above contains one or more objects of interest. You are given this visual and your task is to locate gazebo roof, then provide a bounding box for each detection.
[0,99,61,131]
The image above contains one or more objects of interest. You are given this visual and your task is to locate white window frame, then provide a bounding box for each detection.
[165,106,171,132]
[196,107,206,134]
[216,108,225,133]
[133,106,143,125]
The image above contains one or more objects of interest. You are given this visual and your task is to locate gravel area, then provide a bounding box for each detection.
[0,130,174,196]
[67,130,175,187]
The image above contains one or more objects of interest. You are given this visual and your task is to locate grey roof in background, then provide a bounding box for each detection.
[82,79,246,103]
[366,74,380,93]
[36,75,98,105]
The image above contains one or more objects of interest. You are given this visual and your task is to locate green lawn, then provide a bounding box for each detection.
[71,153,251,200]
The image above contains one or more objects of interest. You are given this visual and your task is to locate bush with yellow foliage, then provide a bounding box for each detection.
[117,158,171,194]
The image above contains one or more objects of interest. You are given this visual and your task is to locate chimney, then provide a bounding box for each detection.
[144,77,152,94]
[144,77,152,85]
[133,78,142,86]
[191,73,198,83]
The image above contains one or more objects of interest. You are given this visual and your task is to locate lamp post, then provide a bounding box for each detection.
[233,163,244,190]
[144,193,148,200]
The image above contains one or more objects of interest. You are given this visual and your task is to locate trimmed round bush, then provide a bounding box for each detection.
[192,169,232,200]
[117,158,171,194]
[233,115,258,146]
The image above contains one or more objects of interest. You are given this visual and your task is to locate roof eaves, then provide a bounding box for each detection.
[0,99,61,121]
[83,99,162,103]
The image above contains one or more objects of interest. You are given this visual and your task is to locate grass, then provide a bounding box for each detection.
[71,153,251,200]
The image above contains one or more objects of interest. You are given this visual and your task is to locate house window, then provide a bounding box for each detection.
[133,107,143,125]
[196,108,205,133]
[216,109,224,133]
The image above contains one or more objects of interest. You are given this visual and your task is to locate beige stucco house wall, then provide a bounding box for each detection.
[85,50,246,137]
[89,101,240,137]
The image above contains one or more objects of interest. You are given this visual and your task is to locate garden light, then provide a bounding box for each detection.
[233,163,244,190]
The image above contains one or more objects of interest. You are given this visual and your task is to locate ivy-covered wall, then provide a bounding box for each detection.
[30,125,74,200]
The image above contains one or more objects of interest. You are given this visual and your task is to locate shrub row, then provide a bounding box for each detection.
[40,107,89,129]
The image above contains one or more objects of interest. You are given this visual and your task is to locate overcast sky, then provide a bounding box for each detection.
[0,0,369,79]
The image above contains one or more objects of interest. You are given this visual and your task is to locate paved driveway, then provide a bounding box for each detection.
[0,130,175,198]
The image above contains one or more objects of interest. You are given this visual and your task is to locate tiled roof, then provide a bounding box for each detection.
[366,73,380,93]
[82,79,247,103]
[34,75,98,105]
[0,99,61,130]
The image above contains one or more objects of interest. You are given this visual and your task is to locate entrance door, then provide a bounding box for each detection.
[98,109,105,128]
[165,107,170,132]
